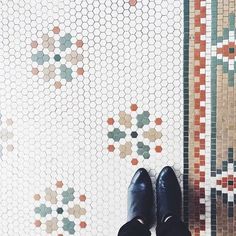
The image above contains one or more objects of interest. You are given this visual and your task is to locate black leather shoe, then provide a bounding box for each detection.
[127,168,153,227]
[156,166,181,225]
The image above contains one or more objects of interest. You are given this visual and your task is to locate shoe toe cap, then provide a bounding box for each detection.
[156,166,180,190]
[131,168,151,185]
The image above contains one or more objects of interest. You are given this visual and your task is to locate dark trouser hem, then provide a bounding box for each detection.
[118,219,151,236]
[156,217,191,236]
[118,218,191,236]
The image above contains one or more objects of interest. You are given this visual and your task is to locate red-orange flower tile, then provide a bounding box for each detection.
[77,68,84,76]
[155,146,162,153]
[155,118,162,125]
[131,158,138,165]
[76,40,83,48]
[31,41,38,48]
[80,221,87,228]
[53,26,60,34]
[32,68,39,75]
[107,118,114,125]
[79,195,86,201]
[129,0,137,6]
[34,220,41,227]
[130,104,138,111]
[108,145,115,152]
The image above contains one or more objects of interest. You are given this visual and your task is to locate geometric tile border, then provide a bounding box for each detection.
[184,0,207,235]
[34,181,87,235]
[185,0,236,235]
[211,0,236,235]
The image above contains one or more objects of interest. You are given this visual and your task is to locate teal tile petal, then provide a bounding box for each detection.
[62,218,75,235]
[43,54,49,62]
[31,54,37,61]
[107,128,126,141]
[34,204,52,217]
[65,40,72,48]
[62,188,75,204]
[137,142,144,148]
[143,151,150,159]
[65,33,72,40]
[59,44,66,51]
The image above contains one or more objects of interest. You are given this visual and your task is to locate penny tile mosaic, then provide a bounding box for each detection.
[3,0,234,235]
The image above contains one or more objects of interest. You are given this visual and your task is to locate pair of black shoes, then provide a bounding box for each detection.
[127,166,181,228]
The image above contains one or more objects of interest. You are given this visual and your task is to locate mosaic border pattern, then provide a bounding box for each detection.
[183,0,190,226]
[185,0,207,235]
[186,0,236,235]
[211,0,236,235]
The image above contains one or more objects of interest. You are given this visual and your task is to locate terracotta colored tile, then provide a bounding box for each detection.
[52,26,60,34]
[31,41,38,48]
[76,40,83,47]
[77,68,84,75]
[80,221,87,228]
[34,220,41,227]
[130,104,138,111]
[129,0,137,6]
[131,158,138,165]
[32,68,39,75]
[107,118,114,125]
[79,195,86,201]
[155,146,162,153]
[155,117,162,125]
[107,145,115,152]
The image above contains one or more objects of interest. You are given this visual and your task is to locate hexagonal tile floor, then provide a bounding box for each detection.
[0,0,183,234]
[1,0,232,235]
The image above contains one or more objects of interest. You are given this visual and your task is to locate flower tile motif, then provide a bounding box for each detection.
[31,26,85,89]
[34,181,87,235]
[107,104,162,164]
